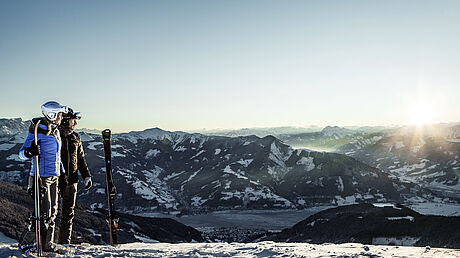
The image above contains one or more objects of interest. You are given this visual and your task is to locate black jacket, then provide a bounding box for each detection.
[60,131,91,184]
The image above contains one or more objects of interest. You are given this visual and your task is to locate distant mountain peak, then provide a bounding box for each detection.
[321,126,354,137]
[0,117,29,137]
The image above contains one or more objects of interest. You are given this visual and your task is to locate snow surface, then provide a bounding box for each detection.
[87,142,103,150]
[334,195,359,205]
[336,176,344,192]
[175,146,187,152]
[373,203,403,210]
[394,141,405,149]
[223,165,248,180]
[145,149,161,159]
[235,158,253,167]
[409,202,460,216]
[386,216,415,222]
[296,156,315,171]
[1,238,458,257]
[372,136,383,142]
[111,151,126,158]
[190,150,205,160]
[6,154,22,162]
[269,142,287,167]
[0,143,15,151]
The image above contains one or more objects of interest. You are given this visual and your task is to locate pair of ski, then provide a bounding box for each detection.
[102,129,119,246]
[29,124,118,256]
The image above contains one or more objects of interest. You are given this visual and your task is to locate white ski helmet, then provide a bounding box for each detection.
[41,101,68,122]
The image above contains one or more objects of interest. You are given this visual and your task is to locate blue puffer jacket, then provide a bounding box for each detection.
[19,118,64,177]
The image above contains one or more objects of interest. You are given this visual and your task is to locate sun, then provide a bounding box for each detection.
[410,103,434,126]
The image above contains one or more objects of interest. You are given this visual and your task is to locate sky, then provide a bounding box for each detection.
[1,0,459,132]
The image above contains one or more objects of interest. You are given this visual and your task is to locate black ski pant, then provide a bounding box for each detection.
[58,183,77,245]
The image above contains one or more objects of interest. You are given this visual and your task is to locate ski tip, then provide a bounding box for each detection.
[102,129,111,138]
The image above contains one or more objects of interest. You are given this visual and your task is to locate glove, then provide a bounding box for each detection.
[59,174,68,194]
[84,177,92,190]
[26,176,46,200]
[27,176,34,199]
[27,187,33,199]
[24,141,40,158]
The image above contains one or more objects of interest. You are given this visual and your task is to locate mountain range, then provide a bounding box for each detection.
[0,118,458,215]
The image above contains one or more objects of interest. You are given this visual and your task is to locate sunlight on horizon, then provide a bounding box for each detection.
[409,103,435,126]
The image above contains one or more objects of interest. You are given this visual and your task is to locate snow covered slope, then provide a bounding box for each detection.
[0,240,459,257]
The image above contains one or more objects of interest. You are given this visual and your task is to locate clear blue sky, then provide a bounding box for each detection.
[1,0,459,132]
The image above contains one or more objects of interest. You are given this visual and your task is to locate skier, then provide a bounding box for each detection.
[19,101,68,252]
[57,107,92,245]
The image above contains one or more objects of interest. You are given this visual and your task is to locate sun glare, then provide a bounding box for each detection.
[410,103,434,126]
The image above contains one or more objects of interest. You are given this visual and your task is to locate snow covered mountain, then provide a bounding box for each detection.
[75,128,403,213]
[336,124,460,200]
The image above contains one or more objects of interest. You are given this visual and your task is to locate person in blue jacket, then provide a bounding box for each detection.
[19,101,68,252]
